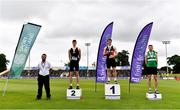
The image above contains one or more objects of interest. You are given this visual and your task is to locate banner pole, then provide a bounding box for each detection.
[95,70,97,92]
[95,79,97,92]
[129,77,131,93]
[2,77,9,96]
[129,68,131,93]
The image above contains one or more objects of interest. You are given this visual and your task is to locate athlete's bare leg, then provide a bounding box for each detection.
[75,71,80,86]
[147,74,152,93]
[154,74,158,93]
[68,71,73,89]
[112,67,117,83]
[107,68,112,83]
[69,72,73,85]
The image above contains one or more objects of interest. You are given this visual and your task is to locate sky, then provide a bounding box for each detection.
[0,0,180,68]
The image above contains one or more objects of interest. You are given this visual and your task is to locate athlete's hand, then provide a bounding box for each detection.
[104,51,109,56]
[109,55,115,58]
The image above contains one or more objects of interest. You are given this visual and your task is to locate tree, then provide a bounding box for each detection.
[160,66,172,73]
[167,55,180,73]
[64,62,70,67]
[0,53,9,72]
[115,50,130,66]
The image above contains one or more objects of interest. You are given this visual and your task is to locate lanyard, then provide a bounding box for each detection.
[149,51,155,58]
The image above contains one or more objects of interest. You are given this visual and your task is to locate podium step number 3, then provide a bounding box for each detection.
[105,84,120,100]
[146,93,162,100]
[67,89,82,99]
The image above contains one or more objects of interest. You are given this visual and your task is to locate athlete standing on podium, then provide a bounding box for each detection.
[145,45,159,94]
[68,40,81,89]
[103,38,118,84]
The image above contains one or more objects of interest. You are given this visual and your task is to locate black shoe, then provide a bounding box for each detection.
[148,89,152,94]
[47,97,51,100]
[115,81,118,84]
[76,86,80,89]
[155,90,159,94]
[106,81,110,84]
[68,86,73,89]
[36,97,41,100]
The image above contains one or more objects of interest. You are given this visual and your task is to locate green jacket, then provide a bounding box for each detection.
[146,50,158,67]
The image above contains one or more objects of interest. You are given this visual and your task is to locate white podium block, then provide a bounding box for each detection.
[67,89,82,99]
[105,84,120,100]
[146,93,162,100]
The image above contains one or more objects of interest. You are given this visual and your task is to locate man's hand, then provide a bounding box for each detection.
[104,51,109,56]
[68,49,71,61]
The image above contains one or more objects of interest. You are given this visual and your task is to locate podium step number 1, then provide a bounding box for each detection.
[105,84,120,100]
[67,89,82,99]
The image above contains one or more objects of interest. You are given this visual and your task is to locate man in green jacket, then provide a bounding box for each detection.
[145,45,159,94]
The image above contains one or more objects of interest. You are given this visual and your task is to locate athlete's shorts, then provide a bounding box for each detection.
[146,67,157,75]
[70,60,79,71]
[106,58,116,69]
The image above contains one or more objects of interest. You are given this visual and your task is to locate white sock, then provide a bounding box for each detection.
[114,77,117,81]
[108,77,110,82]
[70,84,72,86]
[77,84,79,86]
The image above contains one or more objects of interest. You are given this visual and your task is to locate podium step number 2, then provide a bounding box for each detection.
[105,84,120,100]
[67,89,82,99]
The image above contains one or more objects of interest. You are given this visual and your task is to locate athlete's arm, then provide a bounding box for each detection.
[156,52,158,64]
[48,62,53,73]
[103,48,108,56]
[79,48,81,61]
[49,62,52,69]
[145,54,148,65]
[68,49,71,61]
[103,48,106,56]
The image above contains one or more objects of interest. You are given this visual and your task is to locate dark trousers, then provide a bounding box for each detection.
[37,74,51,98]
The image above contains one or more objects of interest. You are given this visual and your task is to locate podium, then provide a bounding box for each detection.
[66,89,82,99]
[105,84,120,100]
[146,93,162,100]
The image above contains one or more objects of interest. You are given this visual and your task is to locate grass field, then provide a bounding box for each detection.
[0,78,180,109]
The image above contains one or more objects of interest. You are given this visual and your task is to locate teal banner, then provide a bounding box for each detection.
[10,23,41,78]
